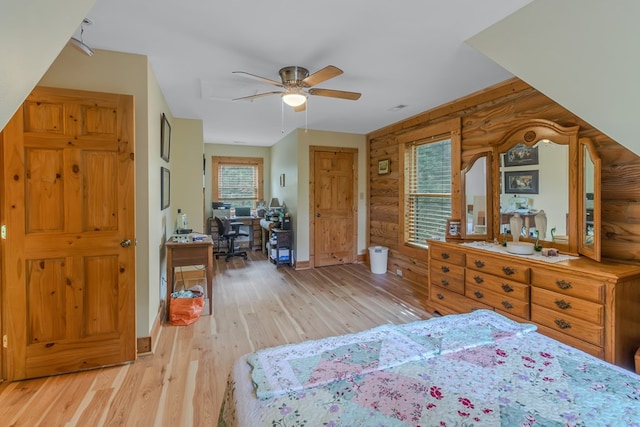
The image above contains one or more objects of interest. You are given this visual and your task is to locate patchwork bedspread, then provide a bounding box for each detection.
[219,310,640,426]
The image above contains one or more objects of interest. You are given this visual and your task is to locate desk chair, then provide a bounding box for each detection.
[214,217,248,261]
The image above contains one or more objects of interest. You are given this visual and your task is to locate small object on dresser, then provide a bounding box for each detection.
[541,248,558,257]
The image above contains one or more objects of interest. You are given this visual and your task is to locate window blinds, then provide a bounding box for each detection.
[404,137,452,245]
[217,164,259,202]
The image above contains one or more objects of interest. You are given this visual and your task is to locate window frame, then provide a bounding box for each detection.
[211,156,264,208]
[397,118,461,258]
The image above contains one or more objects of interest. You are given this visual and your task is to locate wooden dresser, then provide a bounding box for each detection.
[428,240,640,370]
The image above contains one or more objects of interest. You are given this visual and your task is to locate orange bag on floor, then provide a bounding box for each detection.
[169,290,204,326]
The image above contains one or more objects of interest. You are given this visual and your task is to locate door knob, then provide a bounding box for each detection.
[316,213,321,217]
[120,239,132,248]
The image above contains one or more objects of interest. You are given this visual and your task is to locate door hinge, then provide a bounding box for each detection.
[1,225,6,239]
[2,335,7,348]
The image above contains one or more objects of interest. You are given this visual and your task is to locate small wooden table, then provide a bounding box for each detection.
[165,236,214,319]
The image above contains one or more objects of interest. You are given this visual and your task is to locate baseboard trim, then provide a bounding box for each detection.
[294,260,311,270]
[137,305,164,356]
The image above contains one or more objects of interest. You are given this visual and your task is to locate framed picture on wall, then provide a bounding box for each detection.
[504,143,538,167]
[161,113,171,162]
[161,167,170,209]
[504,170,539,194]
[378,159,390,175]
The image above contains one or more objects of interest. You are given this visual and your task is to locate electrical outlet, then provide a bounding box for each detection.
[396,269,403,277]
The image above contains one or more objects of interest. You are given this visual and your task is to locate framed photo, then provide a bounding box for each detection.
[504,170,539,194]
[161,167,170,209]
[445,218,462,239]
[504,143,538,167]
[161,113,171,162]
[378,159,390,175]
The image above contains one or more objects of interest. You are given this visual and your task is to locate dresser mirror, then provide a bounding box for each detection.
[579,138,601,261]
[492,120,580,254]
[461,153,491,239]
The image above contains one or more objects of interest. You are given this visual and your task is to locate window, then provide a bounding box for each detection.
[398,118,460,250]
[404,137,452,245]
[212,156,263,209]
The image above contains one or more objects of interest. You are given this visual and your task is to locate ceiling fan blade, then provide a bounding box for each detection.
[232,91,283,101]
[232,71,283,87]
[302,65,343,87]
[308,88,361,101]
[293,103,306,112]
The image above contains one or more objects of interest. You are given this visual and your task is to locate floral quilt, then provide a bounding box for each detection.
[219,310,640,426]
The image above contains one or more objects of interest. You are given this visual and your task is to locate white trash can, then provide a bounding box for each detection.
[368,246,389,274]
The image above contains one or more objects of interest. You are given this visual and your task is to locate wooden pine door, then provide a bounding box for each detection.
[1,87,136,380]
[312,147,357,267]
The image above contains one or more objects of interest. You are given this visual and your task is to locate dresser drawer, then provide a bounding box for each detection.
[466,254,530,283]
[429,267,464,294]
[431,285,491,313]
[466,283,530,319]
[530,269,604,303]
[531,304,604,347]
[531,287,603,324]
[465,272,529,301]
[430,245,465,266]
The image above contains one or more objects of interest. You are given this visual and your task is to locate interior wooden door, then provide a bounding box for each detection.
[1,86,136,380]
[312,147,357,267]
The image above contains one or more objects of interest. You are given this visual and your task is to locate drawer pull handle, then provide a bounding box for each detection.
[554,319,572,329]
[556,280,572,290]
[474,291,484,299]
[441,252,450,259]
[436,293,444,300]
[473,275,484,284]
[501,283,514,293]
[501,301,514,309]
[555,299,571,310]
[440,279,449,286]
[474,260,485,268]
[441,265,450,273]
[502,266,515,276]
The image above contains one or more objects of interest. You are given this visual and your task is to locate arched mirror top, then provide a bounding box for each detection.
[495,119,580,152]
[492,119,580,254]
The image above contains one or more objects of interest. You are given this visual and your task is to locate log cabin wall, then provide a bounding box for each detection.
[367,77,640,290]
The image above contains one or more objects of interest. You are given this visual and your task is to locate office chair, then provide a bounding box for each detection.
[214,216,248,261]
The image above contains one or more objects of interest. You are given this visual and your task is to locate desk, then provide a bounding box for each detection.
[209,216,262,251]
[165,237,213,318]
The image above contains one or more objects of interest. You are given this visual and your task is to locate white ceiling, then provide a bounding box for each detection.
[82,0,533,146]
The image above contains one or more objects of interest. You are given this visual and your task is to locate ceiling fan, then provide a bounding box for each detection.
[232,65,361,112]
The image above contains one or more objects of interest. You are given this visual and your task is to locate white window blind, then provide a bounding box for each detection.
[217,164,259,207]
[404,137,452,245]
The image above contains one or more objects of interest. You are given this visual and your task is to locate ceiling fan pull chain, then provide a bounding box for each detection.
[281,99,285,134]
[305,100,308,133]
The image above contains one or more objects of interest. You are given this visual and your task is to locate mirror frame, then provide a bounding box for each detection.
[492,119,580,254]
[578,137,601,261]
[461,152,492,240]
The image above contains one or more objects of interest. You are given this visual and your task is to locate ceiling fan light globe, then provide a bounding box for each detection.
[282,92,306,107]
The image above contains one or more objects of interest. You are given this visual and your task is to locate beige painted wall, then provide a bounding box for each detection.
[0,0,95,132]
[171,119,205,234]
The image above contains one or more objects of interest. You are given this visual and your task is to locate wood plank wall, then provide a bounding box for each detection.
[367,77,640,290]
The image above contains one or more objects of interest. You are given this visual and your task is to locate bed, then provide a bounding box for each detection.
[218,310,640,426]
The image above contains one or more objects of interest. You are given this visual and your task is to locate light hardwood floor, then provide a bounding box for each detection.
[0,251,432,426]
